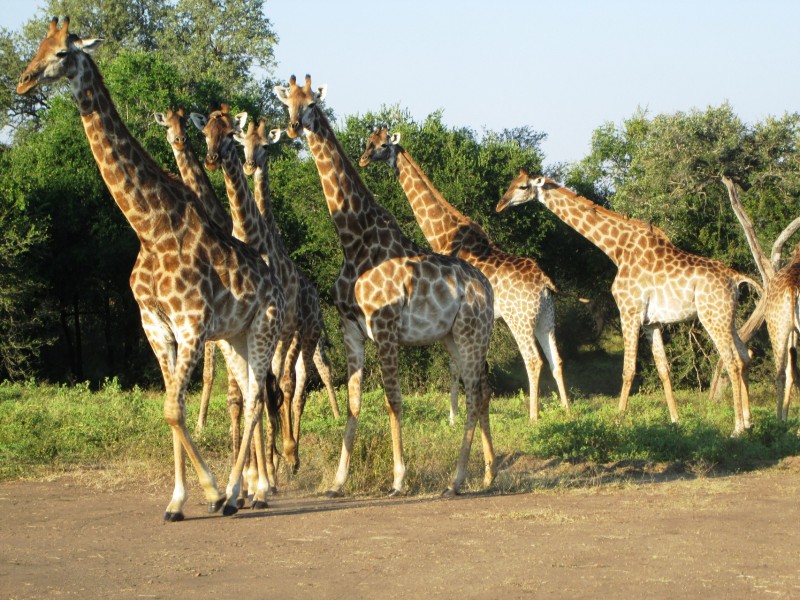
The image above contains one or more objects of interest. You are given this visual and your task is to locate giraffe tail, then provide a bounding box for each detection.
[735,274,764,297]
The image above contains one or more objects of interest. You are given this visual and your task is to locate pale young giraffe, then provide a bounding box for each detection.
[360,127,569,422]
[497,171,758,436]
[275,75,496,495]
[152,108,242,435]
[764,245,800,423]
[17,17,285,520]
[234,118,341,437]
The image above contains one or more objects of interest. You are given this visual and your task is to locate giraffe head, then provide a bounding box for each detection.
[17,17,103,95]
[496,169,554,213]
[273,74,327,139]
[358,126,402,169]
[153,108,190,151]
[233,117,282,176]
[189,104,247,171]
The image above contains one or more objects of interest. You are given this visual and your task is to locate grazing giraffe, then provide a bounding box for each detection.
[17,17,285,519]
[191,106,304,486]
[234,118,340,434]
[764,245,800,423]
[360,127,569,422]
[152,108,242,435]
[274,74,496,495]
[497,171,757,435]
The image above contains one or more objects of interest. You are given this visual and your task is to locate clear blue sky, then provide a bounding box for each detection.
[4,0,799,166]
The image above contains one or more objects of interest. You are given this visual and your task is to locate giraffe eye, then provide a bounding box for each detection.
[56,50,68,58]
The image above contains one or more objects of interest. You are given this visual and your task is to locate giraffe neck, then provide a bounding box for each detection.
[541,186,666,266]
[304,108,421,265]
[253,163,290,259]
[220,148,270,255]
[171,139,232,234]
[70,53,199,248]
[393,147,495,258]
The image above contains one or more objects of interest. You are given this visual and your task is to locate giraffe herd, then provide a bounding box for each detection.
[15,17,799,520]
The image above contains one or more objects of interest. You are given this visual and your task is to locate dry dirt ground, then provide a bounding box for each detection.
[2,458,799,599]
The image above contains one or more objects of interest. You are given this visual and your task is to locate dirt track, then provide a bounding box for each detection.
[2,460,800,599]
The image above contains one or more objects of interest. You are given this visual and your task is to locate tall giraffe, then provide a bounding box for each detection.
[360,127,569,421]
[234,118,340,433]
[764,245,800,422]
[497,171,756,435]
[190,106,303,481]
[152,108,242,435]
[17,17,285,520]
[275,75,496,496]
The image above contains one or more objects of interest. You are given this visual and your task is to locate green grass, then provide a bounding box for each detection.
[1,375,798,496]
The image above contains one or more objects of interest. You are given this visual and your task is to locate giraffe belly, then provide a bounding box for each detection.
[643,294,697,325]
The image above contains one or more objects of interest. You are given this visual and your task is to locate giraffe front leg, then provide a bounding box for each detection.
[327,324,364,498]
[647,327,679,423]
[160,335,225,520]
[617,312,641,416]
[164,428,188,521]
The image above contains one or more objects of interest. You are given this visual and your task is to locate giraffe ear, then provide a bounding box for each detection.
[188,112,207,132]
[533,176,546,187]
[273,85,291,104]
[390,132,401,145]
[75,38,104,54]
[268,129,283,144]
[153,112,168,127]
[315,84,327,102]
[234,112,248,133]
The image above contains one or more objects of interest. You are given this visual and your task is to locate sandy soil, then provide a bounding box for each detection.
[2,459,799,599]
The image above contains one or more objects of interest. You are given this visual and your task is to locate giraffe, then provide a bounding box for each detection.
[17,17,285,520]
[764,244,800,423]
[360,127,569,422]
[274,74,496,496]
[190,106,304,484]
[497,171,757,435]
[233,118,341,435]
[152,108,243,436]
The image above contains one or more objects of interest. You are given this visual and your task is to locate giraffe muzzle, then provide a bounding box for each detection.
[16,71,37,94]
[204,153,219,170]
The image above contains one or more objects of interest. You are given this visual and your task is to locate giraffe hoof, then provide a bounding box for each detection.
[208,497,226,514]
[222,503,239,516]
[267,485,279,496]
[441,487,459,497]
[251,499,269,510]
[388,488,406,497]
[236,497,246,509]
[325,489,344,499]
[163,511,185,522]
